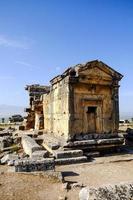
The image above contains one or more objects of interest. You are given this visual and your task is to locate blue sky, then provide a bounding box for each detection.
[0,0,133,118]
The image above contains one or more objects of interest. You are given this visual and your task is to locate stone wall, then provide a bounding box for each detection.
[43,77,69,139]
[69,83,115,137]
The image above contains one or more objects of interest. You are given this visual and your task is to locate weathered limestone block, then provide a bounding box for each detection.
[31,150,48,159]
[74,133,119,141]
[1,153,19,164]
[21,135,42,156]
[55,156,87,165]
[79,183,133,200]
[14,158,55,172]
[54,150,83,159]
[65,138,124,148]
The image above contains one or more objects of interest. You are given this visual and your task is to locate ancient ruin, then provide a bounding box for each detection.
[1,59,133,200]
[25,60,124,151]
[25,84,50,130]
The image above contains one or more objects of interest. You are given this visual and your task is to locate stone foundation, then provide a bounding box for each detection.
[15,158,55,172]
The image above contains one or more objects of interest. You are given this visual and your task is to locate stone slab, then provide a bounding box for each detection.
[65,138,124,148]
[1,153,19,164]
[55,156,87,165]
[54,150,83,159]
[21,135,42,156]
[14,158,55,172]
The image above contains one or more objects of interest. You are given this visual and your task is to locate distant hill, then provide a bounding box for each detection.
[0,104,25,118]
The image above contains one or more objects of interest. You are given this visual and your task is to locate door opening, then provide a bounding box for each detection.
[86,106,97,133]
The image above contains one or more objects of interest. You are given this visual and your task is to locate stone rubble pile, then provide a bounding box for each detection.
[79,182,133,200]
[0,129,89,172]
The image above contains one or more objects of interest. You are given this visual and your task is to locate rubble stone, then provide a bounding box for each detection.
[21,135,42,156]
[79,182,133,200]
[1,154,19,164]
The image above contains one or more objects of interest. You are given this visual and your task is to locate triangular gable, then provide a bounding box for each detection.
[76,60,123,81]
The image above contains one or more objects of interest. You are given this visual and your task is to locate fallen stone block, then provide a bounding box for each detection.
[54,150,83,159]
[31,150,48,159]
[14,158,55,172]
[22,135,42,156]
[1,153,19,164]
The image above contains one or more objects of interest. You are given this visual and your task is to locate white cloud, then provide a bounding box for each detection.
[0,35,29,49]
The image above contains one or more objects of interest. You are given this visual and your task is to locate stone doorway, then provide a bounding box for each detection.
[86,106,97,133]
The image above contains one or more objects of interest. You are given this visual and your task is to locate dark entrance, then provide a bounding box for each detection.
[86,106,97,133]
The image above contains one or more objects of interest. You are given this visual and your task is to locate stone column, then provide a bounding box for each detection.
[35,112,41,130]
[112,84,120,131]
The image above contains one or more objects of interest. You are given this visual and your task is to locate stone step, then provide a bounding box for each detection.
[55,156,87,165]
[64,138,124,148]
[84,151,100,158]
[54,149,83,159]
[64,143,123,151]
[14,158,55,172]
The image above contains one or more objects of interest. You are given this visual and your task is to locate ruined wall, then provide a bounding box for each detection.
[43,77,69,139]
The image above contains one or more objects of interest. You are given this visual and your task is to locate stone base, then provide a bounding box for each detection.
[15,158,55,172]
[64,137,124,151]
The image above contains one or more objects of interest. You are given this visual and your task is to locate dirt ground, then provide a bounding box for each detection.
[1,154,133,200]
[0,170,64,200]
[57,154,133,187]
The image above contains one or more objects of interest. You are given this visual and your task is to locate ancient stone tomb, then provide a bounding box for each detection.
[25,60,123,143]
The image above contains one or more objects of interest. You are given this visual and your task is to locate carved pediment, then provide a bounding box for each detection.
[79,66,112,81]
[77,60,123,83]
